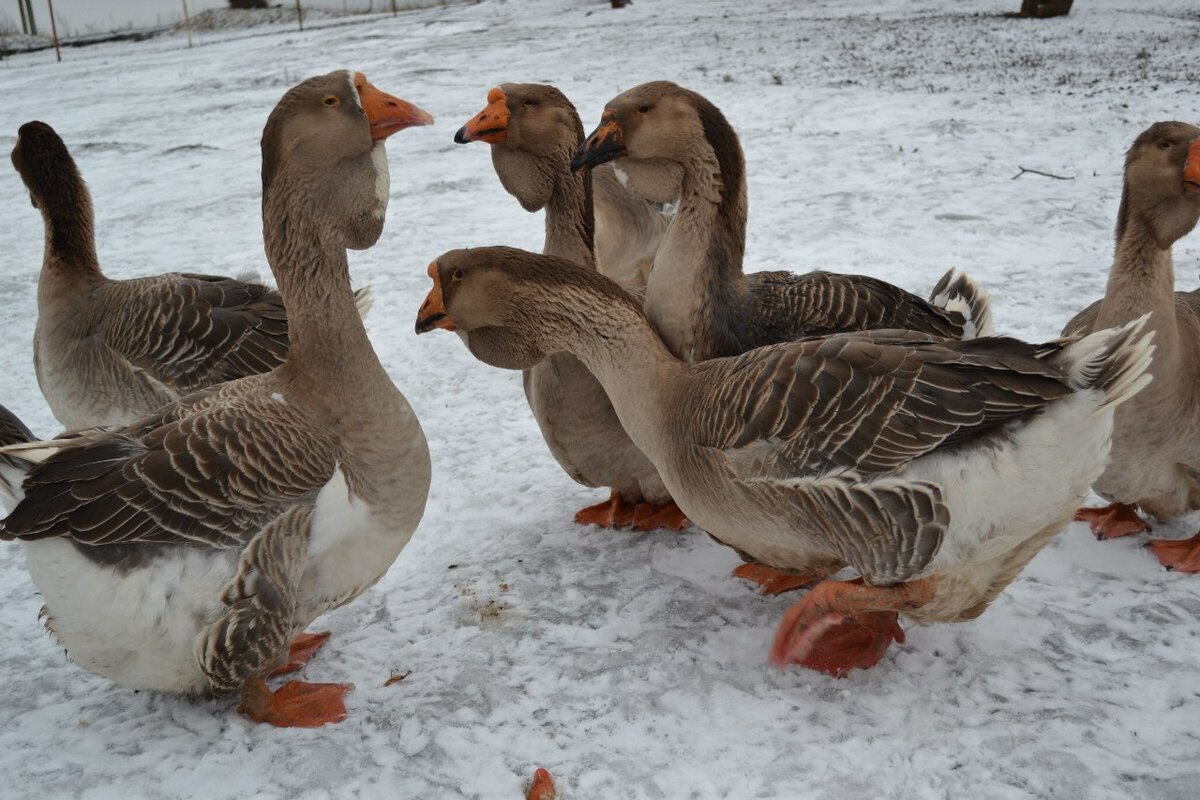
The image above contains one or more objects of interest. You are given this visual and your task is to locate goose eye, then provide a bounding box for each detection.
[323,95,340,108]
[1159,140,1174,150]
[451,269,464,282]
[638,105,651,113]
[524,99,535,107]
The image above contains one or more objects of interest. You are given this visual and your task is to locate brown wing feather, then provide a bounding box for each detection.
[97,273,291,393]
[744,270,965,346]
[697,331,1073,479]
[1,384,338,550]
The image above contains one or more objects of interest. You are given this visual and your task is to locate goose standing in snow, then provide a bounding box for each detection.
[454,83,683,530]
[570,80,991,592]
[417,246,1154,677]
[1064,121,1200,572]
[11,121,373,429]
[0,71,432,726]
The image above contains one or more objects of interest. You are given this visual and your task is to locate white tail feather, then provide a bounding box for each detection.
[929,268,993,339]
[1056,314,1156,414]
[354,285,375,320]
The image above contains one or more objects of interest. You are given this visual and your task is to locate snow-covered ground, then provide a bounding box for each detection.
[1,1,1198,797]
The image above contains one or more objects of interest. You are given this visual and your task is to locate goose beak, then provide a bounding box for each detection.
[1186,140,1200,197]
[571,115,625,172]
[355,72,434,141]
[454,87,509,145]
[416,262,456,334]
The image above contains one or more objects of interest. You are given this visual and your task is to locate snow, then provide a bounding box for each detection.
[1,1,1198,798]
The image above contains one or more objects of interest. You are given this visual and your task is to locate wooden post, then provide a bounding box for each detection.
[295,0,303,32]
[17,0,28,35]
[391,0,398,15]
[181,0,192,48]
[45,0,60,61]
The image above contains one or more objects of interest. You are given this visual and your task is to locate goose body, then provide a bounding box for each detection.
[455,83,680,528]
[1062,122,1200,571]
[572,81,987,365]
[12,121,372,430]
[1,72,433,724]
[418,247,1154,675]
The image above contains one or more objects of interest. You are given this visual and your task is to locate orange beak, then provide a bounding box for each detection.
[1186,139,1200,197]
[571,113,625,172]
[454,87,509,145]
[415,262,456,334]
[354,72,434,141]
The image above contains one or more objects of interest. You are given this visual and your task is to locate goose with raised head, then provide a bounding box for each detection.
[11,121,374,430]
[454,83,683,530]
[570,80,990,364]
[0,71,433,726]
[1064,121,1200,572]
[417,246,1154,677]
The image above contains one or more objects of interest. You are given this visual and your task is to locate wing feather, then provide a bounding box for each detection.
[1,389,338,551]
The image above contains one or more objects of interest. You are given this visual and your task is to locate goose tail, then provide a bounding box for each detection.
[353,285,375,320]
[1054,314,1156,413]
[0,404,37,517]
[929,268,992,339]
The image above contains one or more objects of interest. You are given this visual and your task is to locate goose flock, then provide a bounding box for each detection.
[1,71,1197,745]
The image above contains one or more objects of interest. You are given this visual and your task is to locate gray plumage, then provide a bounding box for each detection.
[12,120,371,429]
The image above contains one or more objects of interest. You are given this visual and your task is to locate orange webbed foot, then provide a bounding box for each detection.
[1147,532,1200,573]
[270,630,332,677]
[733,563,824,596]
[771,603,903,677]
[1074,503,1150,540]
[769,577,935,677]
[527,767,556,800]
[629,501,690,532]
[237,678,353,728]
[574,491,636,528]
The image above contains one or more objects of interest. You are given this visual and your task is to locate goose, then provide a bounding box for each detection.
[0,71,433,726]
[1063,121,1200,572]
[570,80,990,366]
[454,83,683,530]
[417,246,1154,676]
[569,80,991,591]
[11,120,374,430]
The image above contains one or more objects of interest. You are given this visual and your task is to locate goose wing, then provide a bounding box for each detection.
[691,333,1072,582]
[745,270,965,345]
[1,382,338,550]
[96,273,291,393]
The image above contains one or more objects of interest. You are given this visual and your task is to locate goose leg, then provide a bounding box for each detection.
[574,490,637,528]
[769,577,937,677]
[237,676,353,728]
[733,563,827,595]
[269,630,333,677]
[1074,502,1150,540]
[629,500,690,532]
[1147,532,1200,573]
[527,767,557,800]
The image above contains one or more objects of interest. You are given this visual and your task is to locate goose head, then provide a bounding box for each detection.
[415,245,632,369]
[1119,121,1200,249]
[11,120,83,212]
[454,83,584,211]
[261,70,433,251]
[569,81,704,204]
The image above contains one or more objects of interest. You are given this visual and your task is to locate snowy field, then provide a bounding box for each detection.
[1,1,1199,798]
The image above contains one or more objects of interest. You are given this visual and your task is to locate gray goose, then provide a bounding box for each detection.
[0,71,432,726]
[1063,121,1200,572]
[570,80,989,364]
[417,246,1153,676]
[11,121,373,430]
[453,83,683,530]
[570,80,990,592]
